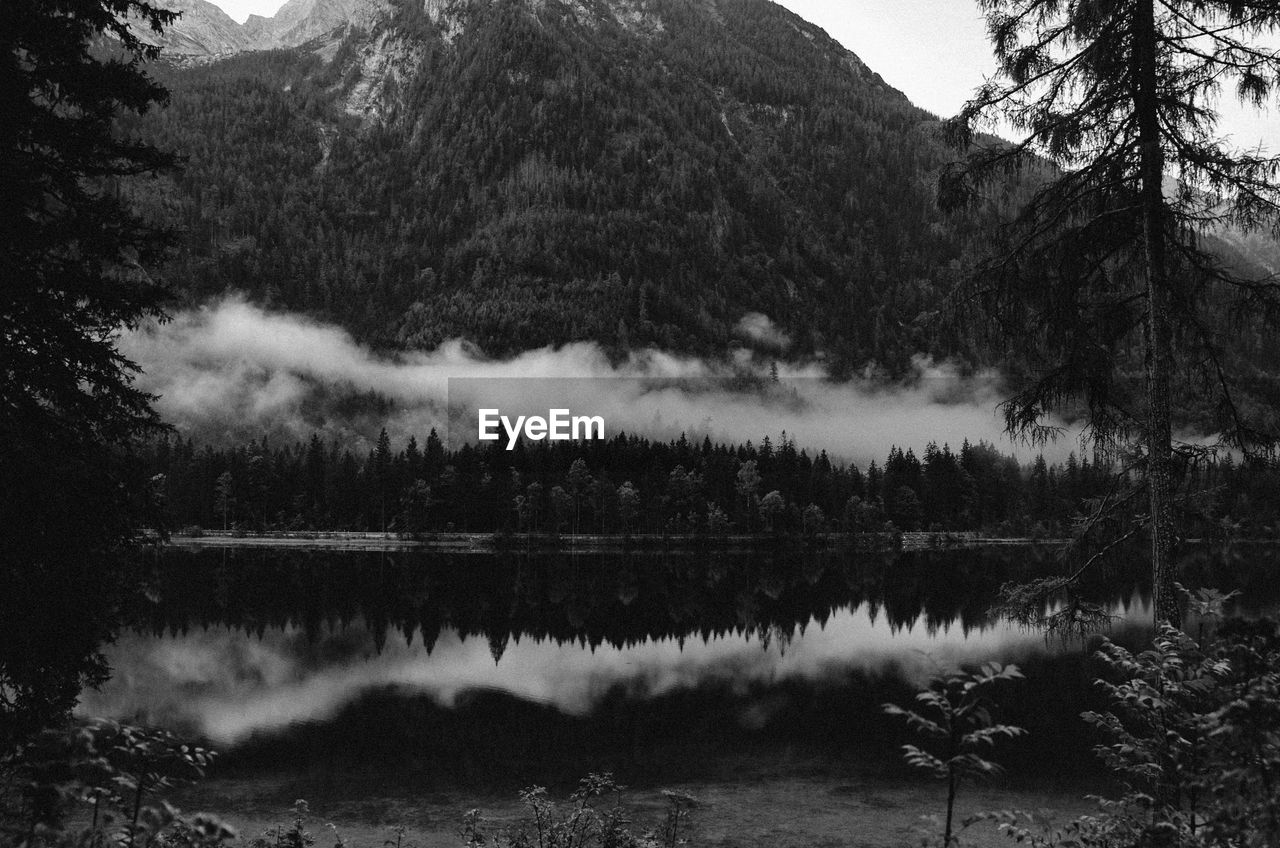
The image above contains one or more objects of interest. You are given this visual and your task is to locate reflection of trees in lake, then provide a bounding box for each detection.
[186,619,1120,790]
[127,547,1147,652]
[62,544,1277,790]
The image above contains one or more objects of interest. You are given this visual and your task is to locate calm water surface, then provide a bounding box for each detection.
[77,544,1280,788]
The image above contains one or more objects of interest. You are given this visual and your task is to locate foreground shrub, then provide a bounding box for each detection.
[242,776,697,848]
[0,720,235,848]
[462,774,697,848]
[883,662,1026,847]
[992,601,1280,847]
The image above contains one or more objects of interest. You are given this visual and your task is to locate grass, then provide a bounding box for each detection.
[174,757,1098,848]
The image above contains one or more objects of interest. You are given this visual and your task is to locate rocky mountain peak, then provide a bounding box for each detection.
[135,0,252,59]
[142,0,384,59]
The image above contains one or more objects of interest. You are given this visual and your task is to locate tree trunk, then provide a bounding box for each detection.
[944,764,957,847]
[1134,0,1180,627]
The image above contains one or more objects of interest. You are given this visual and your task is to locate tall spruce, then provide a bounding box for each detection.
[1,0,176,744]
[2,0,175,445]
[943,0,1280,625]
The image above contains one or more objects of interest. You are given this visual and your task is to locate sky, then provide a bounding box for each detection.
[210,0,1276,148]
[784,1,1277,150]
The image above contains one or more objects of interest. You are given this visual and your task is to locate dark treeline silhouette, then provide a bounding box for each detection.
[130,544,1280,659]
[128,547,1078,652]
[139,430,1280,538]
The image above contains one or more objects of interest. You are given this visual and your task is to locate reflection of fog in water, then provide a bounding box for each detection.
[80,596,1152,746]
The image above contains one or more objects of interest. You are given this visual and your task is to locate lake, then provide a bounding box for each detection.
[72,543,1280,847]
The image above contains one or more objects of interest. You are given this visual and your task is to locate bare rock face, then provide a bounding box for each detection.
[137,0,253,59]
[148,0,384,58]
[149,0,672,60]
[341,29,423,120]
[248,0,362,48]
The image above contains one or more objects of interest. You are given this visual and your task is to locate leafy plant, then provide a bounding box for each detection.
[249,800,315,848]
[0,719,234,848]
[383,824,414,848]
[987,606,1280,848]
[460,808,487,848]
[1074,618,1280,848]
[511,773,635,848]
[452,774,696,848]
[656,791,698,848]
[883,662,1026,847]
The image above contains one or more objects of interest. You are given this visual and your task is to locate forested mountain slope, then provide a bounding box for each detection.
[126,0,1017,370]
[128,0,1277,392]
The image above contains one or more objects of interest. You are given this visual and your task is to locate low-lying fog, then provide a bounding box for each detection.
[119,297,1087,463]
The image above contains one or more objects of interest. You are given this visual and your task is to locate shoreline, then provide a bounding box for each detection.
[160,529,1070,552]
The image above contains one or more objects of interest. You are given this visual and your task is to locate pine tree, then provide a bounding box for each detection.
[373,428,392,532]
[214,471,234,531]
[1,0,178,745]
[566,458,591,534]
[2,0,176,446]
[944,0,1280,625]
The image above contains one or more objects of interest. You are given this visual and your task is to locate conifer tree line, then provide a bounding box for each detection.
[138,431,1280,538]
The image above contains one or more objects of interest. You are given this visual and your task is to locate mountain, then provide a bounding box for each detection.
[136,0,253,59]
[126,0,1277,384]
[129,0,1002,370]
[243,0,384,49]
[140,0,385,58]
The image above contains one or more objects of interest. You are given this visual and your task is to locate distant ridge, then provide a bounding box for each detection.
[137,0,385,59]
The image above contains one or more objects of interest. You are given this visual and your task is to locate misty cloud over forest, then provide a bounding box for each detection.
[120,297,1080,463]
